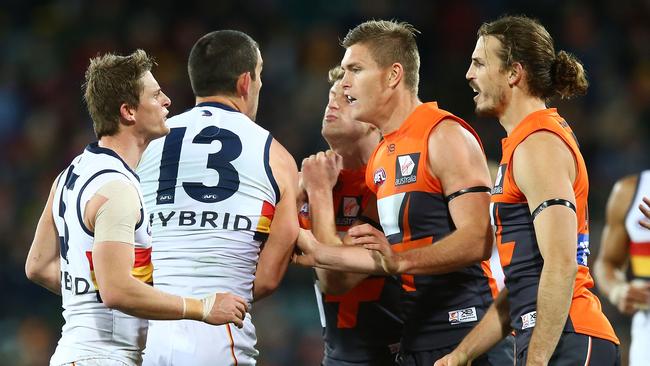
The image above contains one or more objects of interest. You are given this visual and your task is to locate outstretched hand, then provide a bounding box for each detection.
[348,224,400,274]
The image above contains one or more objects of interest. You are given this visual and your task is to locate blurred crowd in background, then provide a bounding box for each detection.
[0,0,648,365]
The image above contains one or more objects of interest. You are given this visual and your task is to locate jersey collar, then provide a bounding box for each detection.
[85,142,140,181]
[195,101,240,113]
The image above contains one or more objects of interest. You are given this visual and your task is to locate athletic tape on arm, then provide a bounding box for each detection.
[94,180,141,244]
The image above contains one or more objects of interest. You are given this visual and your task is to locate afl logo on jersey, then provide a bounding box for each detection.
[373,167,387,186]
[201,110,213,117]
[395,153,419,186]
[299,202,309,217]
[492,164,506,194]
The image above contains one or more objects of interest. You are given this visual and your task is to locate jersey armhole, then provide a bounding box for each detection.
[76,170,134,236]
[264,134,281,204]
[512,127,580,195]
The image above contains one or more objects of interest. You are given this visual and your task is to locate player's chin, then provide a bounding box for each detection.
[152,124,171,139]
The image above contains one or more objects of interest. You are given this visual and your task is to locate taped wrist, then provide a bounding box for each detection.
[531,199,576,221]
[182,294,216,321]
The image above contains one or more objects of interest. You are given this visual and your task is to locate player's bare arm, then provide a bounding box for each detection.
[514,132,578,365]
[25,179,62,295]
[435,288,512,366]
[356,119,492,275]
[89,180,248,327]
[253,139,299,301]
[302,150,370,294]
[595,175,650,314]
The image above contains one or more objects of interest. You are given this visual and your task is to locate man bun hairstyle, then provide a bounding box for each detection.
[188,30,259,97]
[552,50,588,99]
[342,20,420,93]
[478,15,588,100]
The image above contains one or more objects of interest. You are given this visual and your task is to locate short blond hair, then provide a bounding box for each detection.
[342,20,420,93]
[83,49,155,138]
[327,66,344,85]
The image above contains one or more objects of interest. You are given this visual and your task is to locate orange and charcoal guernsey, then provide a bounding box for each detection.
[299,167,403,363]
[366,102,498,352]
[490,108,619,350]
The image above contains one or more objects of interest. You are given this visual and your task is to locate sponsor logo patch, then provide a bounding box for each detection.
[395,153,419,186]
[342,196,360,218]
[492,164,506,194]
[448,306,478,325]
[521,311,537,329]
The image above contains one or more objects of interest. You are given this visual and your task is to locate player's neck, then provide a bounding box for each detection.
[195,96,243,113]
[98,133,146,170]
[331,136,377,170]
[376,92,421,136]
[499,92,547,135]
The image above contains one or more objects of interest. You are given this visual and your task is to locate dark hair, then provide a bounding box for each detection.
[83,49,155,138]
[478,15,588,99]
[342,20,420,93]
[188,30,259,97]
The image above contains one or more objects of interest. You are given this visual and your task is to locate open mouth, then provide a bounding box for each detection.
[470,85,480,102]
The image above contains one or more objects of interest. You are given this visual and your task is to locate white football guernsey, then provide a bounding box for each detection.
[50,143,153,366]
[137,102,278,365]
[138,101,278,302]
[624,170,650,366]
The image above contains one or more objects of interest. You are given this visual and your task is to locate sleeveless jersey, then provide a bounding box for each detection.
[625,170,650,281]
[50,143,152,365]
[490,108,619,348]
[137,102,279,305]
[299,167,403,362]
[366,102,498,352]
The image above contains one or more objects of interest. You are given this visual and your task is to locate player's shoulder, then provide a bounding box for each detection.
[269,138,297,171]
[610,173,639,204]
[615,173,639,190]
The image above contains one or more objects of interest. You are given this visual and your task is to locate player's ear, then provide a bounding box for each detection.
[508,62,523,87]
[388,63,403,89]
[119,102,137,126]
[236,72,252,98]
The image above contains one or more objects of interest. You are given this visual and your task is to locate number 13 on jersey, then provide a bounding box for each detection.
[156,126,242,205]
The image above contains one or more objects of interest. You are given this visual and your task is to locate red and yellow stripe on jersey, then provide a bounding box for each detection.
[254,200,275,242]
[630,243,650,278]
[491,108,618,344]
[85,247,153,289]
